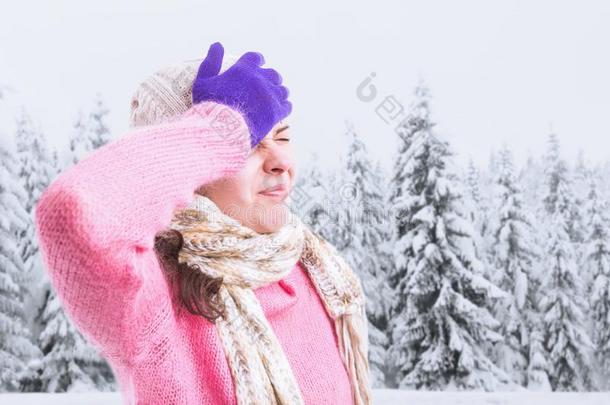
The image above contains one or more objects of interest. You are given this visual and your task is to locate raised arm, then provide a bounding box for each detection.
[35,38,293,362]
[34,101,251,357]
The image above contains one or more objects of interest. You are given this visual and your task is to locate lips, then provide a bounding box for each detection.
[259,183,288,198]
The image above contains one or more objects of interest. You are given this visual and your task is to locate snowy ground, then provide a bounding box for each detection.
[1,390,610,404]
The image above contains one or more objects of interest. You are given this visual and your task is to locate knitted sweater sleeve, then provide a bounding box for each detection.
[34,101,251,360]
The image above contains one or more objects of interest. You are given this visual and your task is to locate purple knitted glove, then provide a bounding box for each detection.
[192,42,292,148]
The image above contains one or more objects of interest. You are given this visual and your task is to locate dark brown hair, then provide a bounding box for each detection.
[154,228,226,322]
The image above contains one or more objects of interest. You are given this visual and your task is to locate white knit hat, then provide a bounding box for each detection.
[129,54,239,128]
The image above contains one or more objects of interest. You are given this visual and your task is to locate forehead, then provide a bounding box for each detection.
[274,119,288,130]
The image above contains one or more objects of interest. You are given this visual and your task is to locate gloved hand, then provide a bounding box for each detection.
[192,42,292,148]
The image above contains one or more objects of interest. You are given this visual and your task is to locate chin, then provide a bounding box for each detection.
[255,208,291,233]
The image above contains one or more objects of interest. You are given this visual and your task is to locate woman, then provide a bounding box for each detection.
[34,41,372,404]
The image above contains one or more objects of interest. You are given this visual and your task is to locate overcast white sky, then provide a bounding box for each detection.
[1,0,609,174]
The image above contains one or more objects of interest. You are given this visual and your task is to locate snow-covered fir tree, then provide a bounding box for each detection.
[518,153,545,222]
[463,158,495,283]
[340,121,393,387]
[64,111,95,168]
[539,133,595,391]
[290,152,339,244]
[294,154,359,251]
[601,161,610,201]
[572,149,592,208]
[386,82,511,391]
[487,145,542,387]
[15,109,55,276]
[62,95,111,169]
[87,93,112,150]
[464,158,483,225]
[572,149,589,200]
[583,176,610,388]
[388,82,433,214]
[387,83,436,317]
[0,146,42,391]
[13,109,56,391]
[568,152,588,289]
[487,149,498,174]
[14,109,52,192]
[575,160,600,291]
[50,148,60,174]
[514,153,551,391]
[543,134,586,245]
[526,319,552,391]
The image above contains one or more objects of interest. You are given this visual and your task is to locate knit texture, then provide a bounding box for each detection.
[129,54,239,128]
[34,101,354,404]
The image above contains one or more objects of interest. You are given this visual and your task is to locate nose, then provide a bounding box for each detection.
[262,144,293,176]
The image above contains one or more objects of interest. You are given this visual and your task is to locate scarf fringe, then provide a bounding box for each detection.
[336,305,372,405]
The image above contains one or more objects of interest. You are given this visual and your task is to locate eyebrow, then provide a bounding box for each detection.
[274,124,290,136]
[258,125,291,148]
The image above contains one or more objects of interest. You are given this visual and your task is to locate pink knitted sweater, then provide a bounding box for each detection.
[34,101,354,404]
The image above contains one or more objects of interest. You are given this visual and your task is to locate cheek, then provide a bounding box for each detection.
[233,161,261,203]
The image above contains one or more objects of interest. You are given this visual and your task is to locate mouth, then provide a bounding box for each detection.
[258,183,289,200]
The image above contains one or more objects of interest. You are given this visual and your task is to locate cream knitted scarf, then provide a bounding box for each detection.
[168,194,372,405]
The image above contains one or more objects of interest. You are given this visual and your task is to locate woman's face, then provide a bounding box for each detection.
[200,121,295,234]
